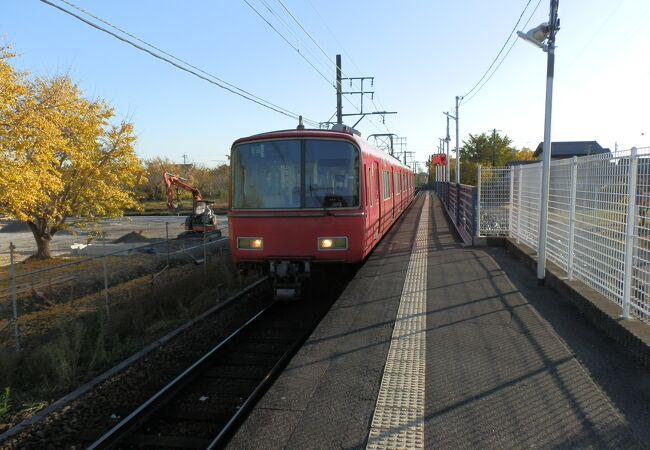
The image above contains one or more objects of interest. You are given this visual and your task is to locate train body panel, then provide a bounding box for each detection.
[229,214,365,263]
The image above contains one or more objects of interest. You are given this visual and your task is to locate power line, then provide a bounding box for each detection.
[40,0,320,126]
[306,0,363,74]
[275,0,335,68]
[460,0,535,100]
[241,0,334,88]
[257,0,333,77]
[461,0,543,105]
[54,0,301,119]
[243,0,387,134]
[244,0,384,133]
[289,0,390,133]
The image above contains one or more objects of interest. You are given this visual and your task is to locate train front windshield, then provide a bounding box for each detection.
[232,139,359,209]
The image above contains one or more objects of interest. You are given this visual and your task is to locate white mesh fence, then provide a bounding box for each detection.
[513,163,542,251]
[477,148,650,325]
[478,167,511,236]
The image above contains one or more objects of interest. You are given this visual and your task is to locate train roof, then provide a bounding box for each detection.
[232,128,412,172]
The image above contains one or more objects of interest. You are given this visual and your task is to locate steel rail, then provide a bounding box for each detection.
[207,307,323,448]
[87,300,277,450]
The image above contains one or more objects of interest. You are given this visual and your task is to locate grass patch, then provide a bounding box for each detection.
[0,387,10,420]
[0,250,250,424]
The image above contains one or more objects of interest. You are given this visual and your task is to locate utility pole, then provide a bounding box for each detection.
[182,154,188,165]
[445,113,451,182]
[491,128,501,166]
[455,96,460,184]
[336,54,343,125]
[368,134,397,156]
[444,103,460,184]
[333,55,396,129]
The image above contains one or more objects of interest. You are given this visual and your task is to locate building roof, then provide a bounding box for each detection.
[533,141,609,158]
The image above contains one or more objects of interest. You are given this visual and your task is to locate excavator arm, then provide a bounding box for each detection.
[163,172,204,211]
[162,172,219,234]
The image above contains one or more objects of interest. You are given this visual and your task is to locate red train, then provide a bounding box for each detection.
[228,126,415,299]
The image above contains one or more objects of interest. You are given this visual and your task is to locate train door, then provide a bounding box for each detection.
[374,161,381,234]
[391,168,395,219]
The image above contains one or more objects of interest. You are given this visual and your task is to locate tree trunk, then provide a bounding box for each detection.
[28,220,53,259]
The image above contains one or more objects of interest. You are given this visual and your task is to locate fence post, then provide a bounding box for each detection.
[165,221,170,268]
[456,183,461,226]
[203,226,208,276]
[567,156,578,280]
[102,232,110,317]
[622,147,639,319]
[508,167,514,237]
[516,167,522,244]
[476,165,482,237]
[8,242,21,352]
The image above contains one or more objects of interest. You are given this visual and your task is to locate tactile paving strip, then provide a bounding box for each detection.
[367,194,429,449]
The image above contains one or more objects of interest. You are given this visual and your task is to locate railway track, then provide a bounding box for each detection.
[85,267,349,449]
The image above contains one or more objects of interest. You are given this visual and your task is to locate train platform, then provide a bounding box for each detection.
[227,191,649,449]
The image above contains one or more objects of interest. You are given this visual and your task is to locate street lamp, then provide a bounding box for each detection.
[517,0,559,284]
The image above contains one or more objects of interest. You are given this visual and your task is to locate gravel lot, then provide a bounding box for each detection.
[0,215,229,263]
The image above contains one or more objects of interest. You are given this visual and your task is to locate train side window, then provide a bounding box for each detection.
[394,172,400,195]
[368,166,373,206]
[382,170,390,200]
[363,164,368,207]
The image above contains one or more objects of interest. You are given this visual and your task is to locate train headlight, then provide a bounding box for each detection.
[318,237,348,250]
[238,237,263,250]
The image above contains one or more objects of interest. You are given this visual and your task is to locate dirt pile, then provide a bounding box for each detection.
[112,231,151,244]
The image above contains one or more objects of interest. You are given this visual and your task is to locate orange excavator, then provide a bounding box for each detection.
[163,172,220,234]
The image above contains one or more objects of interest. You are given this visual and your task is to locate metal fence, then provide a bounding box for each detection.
[477,166,511,236]
[474,148,650,325]
[0,221,228,352]
[436,181,477,244]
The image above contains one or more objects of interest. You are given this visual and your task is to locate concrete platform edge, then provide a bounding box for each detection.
[497,237,650,370]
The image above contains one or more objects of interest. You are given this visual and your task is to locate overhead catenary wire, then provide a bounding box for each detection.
[245,0,384,133]
[460,0,535,103]
[306,0,363,75]
[241,0,335,89]
[461,0,543,106]
[256,0,334,77]
[267,0,390,134]
[275,0,337,70]
[39,0,320,127]
[54,0,305,120]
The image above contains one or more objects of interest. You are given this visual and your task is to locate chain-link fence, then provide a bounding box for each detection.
[0,220,229,353]
[474,148,650,325]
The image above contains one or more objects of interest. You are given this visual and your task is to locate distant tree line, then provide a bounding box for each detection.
[453,131,535,185]
[137,158,230,204]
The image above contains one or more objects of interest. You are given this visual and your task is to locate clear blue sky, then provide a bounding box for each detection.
[3,0,650,169]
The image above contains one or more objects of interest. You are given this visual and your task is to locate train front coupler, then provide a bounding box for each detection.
[269,260,311,301]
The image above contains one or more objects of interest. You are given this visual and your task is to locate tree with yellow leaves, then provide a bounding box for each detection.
[0,48,145,258]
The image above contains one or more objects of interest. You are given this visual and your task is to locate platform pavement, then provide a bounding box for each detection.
[227,192,648,449]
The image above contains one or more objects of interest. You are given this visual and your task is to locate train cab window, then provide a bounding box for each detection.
[232,138,359,209]
[305,140,359,208]
[232,140,301,209]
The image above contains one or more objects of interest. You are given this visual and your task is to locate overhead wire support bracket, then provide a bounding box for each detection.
[345,111,397,128]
